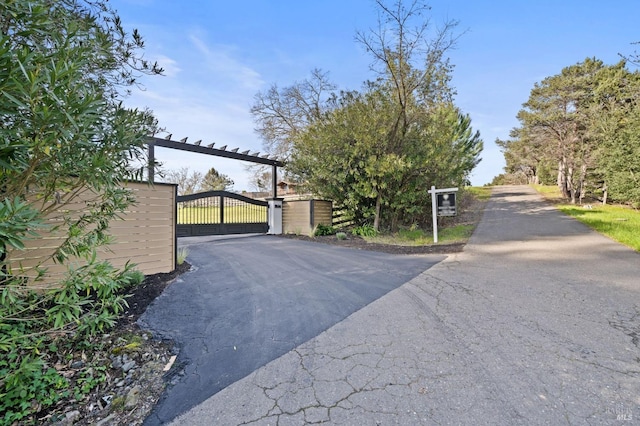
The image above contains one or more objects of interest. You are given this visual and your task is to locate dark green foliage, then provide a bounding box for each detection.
[0,0,160,422]
[0,354,69,425]
[352,224,378,237]
[0,198,43,255]
[314,224,336,236]
[1,0,161,271]
[285,1,482,232]
[0,256,141,423]
[202,167,235,191]
[291,97,482,231]
[499,57,640,206]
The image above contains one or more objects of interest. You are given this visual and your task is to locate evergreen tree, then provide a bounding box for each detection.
[202,167,234,191]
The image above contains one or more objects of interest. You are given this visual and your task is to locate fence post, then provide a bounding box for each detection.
[272,164,278,198]
[148,143,155,183]
[219,194,225,225]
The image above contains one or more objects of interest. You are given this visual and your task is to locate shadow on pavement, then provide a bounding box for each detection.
[140,235,444,425]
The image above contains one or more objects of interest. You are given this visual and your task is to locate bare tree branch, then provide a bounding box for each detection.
[250,68,336,161]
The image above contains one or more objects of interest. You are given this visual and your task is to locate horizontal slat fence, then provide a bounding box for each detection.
[282,199,332,235]
[7,181,177,288]
[332,204,354,229]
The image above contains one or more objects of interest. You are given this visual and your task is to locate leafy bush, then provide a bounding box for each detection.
[124,270,146,287]
[336,232,347,240]
[352,224,378,237]
[0,198,44,254]
[0,0,160,422]
[314,224,336,236]
[0,354,69,425]
[0,255,140,423]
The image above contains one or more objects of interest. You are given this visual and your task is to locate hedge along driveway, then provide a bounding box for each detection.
[139,234,444,425]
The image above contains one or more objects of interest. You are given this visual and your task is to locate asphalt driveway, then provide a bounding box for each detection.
[168,186,640,425]
[140,235,444,424]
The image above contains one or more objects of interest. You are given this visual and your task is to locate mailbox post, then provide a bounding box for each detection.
[428,186,458,243]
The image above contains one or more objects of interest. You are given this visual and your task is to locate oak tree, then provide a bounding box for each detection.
[164,167,204,195]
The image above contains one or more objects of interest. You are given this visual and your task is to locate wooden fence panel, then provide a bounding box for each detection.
[311,200,332,229]
[7,181,176,288]
[282,199,332,235]
[332,204,354,228]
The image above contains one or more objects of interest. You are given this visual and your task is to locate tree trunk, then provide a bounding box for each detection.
[390,214,399,233]
[373,193,382,232]
[531,174,539,185]
[602,183,608,205]
[568,165,576,204]
[557,158,570,199]
[578,163,588,205]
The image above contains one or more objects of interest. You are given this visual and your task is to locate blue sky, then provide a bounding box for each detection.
[112,0,640,189]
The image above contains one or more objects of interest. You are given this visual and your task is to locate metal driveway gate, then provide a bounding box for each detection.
[176,190,268,237]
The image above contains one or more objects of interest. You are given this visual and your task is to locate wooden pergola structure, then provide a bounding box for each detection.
[147,135,285,197]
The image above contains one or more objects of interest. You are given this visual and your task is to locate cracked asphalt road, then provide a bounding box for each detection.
[140,233,443,425]
[167,186,640,425]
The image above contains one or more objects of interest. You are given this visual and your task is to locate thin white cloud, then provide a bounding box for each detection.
[126,84,263,190]
[153,54,181,77]
[188,33,264,91]
[134,89,179,104]
[121,30,275,190]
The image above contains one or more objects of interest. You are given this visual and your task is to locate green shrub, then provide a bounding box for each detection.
[0,255,140,423]
[314,224,336,236]
[352,224,378,237]
[336,232,347,240]
[0,198,44,254]
[121,269,145,287]
[0,0,162,422]
[0,354,69,425]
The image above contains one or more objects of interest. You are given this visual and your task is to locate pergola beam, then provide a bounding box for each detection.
[147,136,285,198]
[147,137,284,167]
